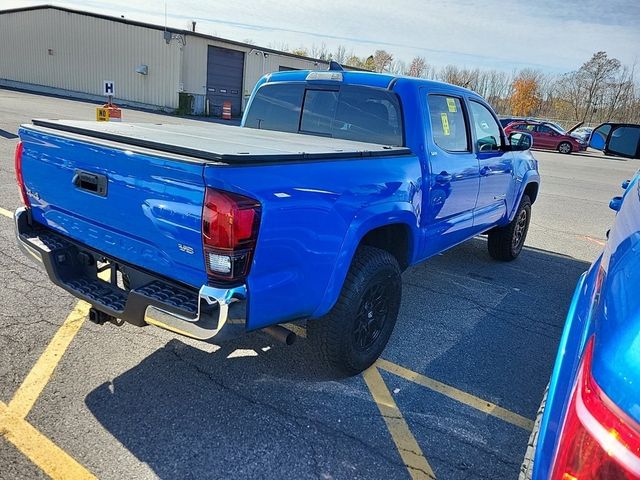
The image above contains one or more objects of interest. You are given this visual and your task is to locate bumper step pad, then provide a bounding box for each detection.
[134,281,198,317]
[66,278,127,312]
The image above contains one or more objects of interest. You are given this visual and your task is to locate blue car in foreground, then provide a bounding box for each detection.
[532,171,640,479]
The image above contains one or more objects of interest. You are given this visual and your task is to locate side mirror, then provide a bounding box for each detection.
[508,132,532,151]
[590,123,640,159]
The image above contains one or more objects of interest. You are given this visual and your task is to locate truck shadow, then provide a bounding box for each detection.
[84,238,592,479]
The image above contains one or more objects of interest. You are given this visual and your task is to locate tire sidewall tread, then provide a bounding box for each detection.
[487,195,532,261]
[308,246,402,376]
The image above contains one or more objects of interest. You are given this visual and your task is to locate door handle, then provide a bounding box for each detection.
[435,172,453,184]
[72,169,108,197]
[480,166,492,176]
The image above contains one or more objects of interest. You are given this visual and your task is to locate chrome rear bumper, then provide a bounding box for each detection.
[144,284,247,341]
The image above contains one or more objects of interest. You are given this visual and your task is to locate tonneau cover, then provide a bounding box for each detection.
[29,119,411,163]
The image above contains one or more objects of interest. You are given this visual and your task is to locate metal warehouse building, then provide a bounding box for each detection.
[0,5,331,116]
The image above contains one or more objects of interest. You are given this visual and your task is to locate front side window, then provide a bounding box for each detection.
[469,101,502,152]
[427,95,469,152]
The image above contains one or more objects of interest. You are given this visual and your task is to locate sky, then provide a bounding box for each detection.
[3,0,640,73]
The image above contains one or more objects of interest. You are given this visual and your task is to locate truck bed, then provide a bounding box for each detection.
[29,119,411,164]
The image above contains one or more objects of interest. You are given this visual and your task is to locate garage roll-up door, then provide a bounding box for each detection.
[206,46,244,117]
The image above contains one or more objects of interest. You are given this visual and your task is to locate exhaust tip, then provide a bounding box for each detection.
[284,330,296,346]
[262,325,297,345]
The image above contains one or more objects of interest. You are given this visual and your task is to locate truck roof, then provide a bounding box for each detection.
[263,69,477,97]
[26,119,412,165]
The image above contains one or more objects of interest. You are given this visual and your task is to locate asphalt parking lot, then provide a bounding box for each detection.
[1,88,638,480]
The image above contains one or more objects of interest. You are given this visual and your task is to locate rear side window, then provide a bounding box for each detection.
[244,83,304,132]
[245,84,403,146]
[427,95,469,152]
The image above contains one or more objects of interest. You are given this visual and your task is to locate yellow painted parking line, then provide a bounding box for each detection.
[0,206,12,219]
[363,366,436,479]
[376,358,535,431]
[0,402,96,480]
[280,325,533,431]
[8,302,90,419]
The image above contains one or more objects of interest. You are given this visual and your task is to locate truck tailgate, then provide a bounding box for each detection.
[19,126,207,288]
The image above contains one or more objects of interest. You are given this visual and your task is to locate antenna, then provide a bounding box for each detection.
[328,61,344,71]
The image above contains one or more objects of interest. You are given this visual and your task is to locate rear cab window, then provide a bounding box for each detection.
[243,83,304,133]
[244,83,404,146]
[426,94,469,152]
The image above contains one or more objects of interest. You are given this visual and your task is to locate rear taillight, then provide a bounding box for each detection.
[551,337,640,479]
[202,188,261,283]
[14,141,30,207]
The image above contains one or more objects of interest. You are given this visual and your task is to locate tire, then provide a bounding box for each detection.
[488,195,531,261]
[307,246,402,376]
[519,384,548,480]
[558,141,572,154]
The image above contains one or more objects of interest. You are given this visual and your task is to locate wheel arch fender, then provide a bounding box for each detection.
[508,170,540,223]
[311,204,419,318]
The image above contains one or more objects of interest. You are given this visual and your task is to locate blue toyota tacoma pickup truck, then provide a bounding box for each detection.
[14,67,540,374]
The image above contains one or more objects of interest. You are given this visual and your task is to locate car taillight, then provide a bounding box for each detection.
[551,337,640,479]
[202,188,261,284]
[14,141,30,207]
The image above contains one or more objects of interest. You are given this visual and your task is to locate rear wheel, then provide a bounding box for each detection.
[308,246,401,376]
[558,141,572,154]
[487,195,531,261]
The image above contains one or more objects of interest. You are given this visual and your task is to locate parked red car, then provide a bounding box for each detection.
[504,121,584,154]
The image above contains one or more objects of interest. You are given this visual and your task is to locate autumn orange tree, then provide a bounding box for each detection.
[510,77,541,117]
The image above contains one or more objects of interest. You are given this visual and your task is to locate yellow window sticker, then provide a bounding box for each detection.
[440,112,450,136]
[446,98,457,112]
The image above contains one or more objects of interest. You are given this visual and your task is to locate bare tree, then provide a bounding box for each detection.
[389,59,406,75]
[268,41,290,53]
[310,43,330,61]
[373,50,393,72]
[344,54,364,69]
[290,47,309,57]
[556,51,623,122]
[406,57,427,77]
[333,45,347,64]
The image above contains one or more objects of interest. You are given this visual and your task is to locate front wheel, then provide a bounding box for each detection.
[558,141,573,154]
[487,195,531,261]
[307,246,402,376]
